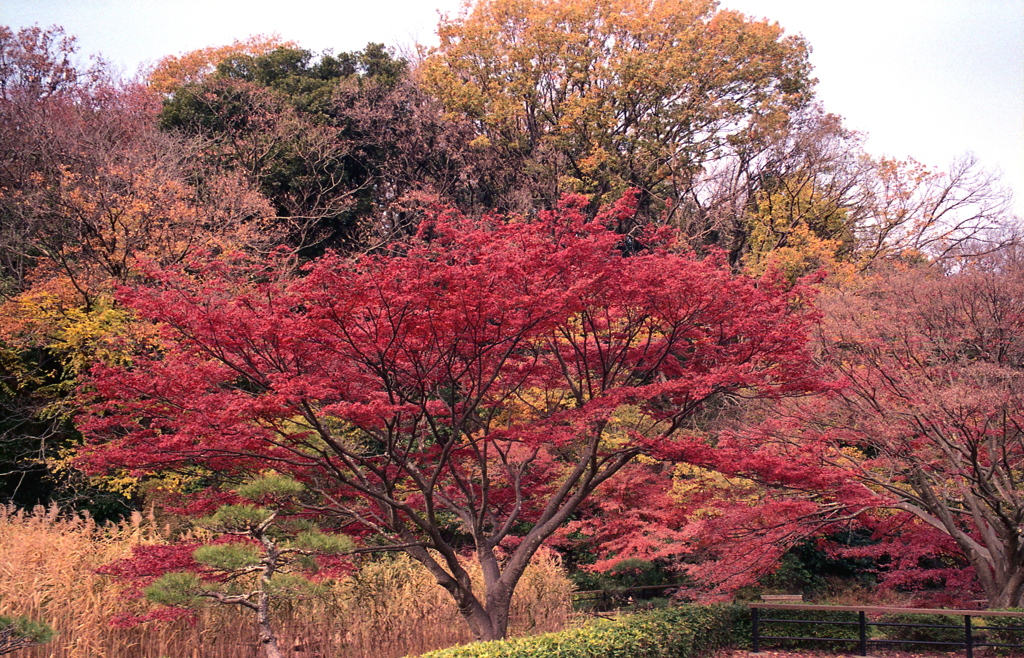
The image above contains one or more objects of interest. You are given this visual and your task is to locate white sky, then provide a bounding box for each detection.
[3,0,1023,217]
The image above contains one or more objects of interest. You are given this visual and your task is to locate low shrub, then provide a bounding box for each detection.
[415,605,737,658]
[983,610,1024,655]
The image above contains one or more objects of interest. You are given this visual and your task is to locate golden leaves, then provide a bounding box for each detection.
[147,34,297,95]
[424,0,813,205]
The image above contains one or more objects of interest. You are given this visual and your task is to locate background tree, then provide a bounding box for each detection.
[852,154,1013,263]
[423,0,814,221]
[158,43,409,254]
[0,24,274,514]
[688,105,1014,274]
[653,257,1024,606]
[807,261,1024,607]
[147,34,297,95]
[689,105,868,272]
[81,192,820,641]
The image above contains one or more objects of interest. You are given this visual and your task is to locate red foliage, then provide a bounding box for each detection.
[658,262,1024,605]
[97,543,204,597]
[79,191,821,638]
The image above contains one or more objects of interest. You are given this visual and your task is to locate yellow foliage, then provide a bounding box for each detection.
[147,34,297,94]
[671,462,761,518]
[744,223,854,284]
[0,285,141,376]
[424,0,812,204]
[741,184,856,283]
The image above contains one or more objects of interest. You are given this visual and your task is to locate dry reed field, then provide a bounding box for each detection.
[0,506,573,658]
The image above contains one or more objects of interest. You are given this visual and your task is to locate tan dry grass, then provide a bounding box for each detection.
[337,549,573,658]
[0,506,573,658]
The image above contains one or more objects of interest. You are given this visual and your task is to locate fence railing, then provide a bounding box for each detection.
[750,603,1024,658]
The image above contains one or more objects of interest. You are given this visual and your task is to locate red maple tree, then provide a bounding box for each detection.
[806,262,1024,607]
[80,191,820,640]
[651,259,1024,607]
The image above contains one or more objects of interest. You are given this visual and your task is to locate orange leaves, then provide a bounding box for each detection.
[147,35,297,95]
[854,155,1012,263]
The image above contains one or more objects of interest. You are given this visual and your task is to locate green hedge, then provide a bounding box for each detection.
[415,606,738,658]
[982,609,1024,655]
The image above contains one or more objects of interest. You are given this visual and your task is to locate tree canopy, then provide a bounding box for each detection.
[80,192,821,639]
[424,0,814,218]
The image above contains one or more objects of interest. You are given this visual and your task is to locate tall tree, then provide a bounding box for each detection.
[662,259,1024,606]
[423,0,814,219]
[80,192,820,640]
[157,43,409,254]
[689,105,868,272]
[688,106,1014,273]
[853,155,1013,263]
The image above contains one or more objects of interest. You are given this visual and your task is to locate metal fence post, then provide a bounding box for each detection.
[965,615,973,658]
[752,607,759,653]
[859,610,867,656]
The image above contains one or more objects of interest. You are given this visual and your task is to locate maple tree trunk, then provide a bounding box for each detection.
[483,602,512,641]
[450,584,506,642]
[980,564,1024,609]
[408,545,508,642]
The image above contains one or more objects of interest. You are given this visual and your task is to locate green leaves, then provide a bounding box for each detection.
[290,529,354,555]
[0,614,54,645]
[201,504,272,532]
[193,544,261,571]
[236,474,305,501]
[143,572,204,608]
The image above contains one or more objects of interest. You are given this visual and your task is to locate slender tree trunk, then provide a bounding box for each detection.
[256,590,285,658]
[256,524,285,658]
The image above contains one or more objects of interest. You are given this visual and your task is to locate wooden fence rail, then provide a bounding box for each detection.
[749,603,1024,658]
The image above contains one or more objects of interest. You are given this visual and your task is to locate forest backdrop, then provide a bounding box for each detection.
[0,0,1022,652]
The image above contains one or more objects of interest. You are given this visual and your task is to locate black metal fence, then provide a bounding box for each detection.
[750,603,1024,658]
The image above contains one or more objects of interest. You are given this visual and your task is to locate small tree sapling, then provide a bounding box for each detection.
[143,475,353,658]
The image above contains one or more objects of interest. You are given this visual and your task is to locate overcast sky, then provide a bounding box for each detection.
[3,0,1022,217]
